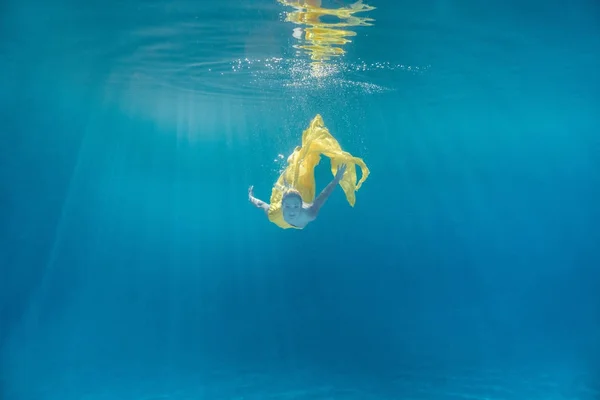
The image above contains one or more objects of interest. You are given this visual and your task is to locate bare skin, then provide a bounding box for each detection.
[249,164,347,228]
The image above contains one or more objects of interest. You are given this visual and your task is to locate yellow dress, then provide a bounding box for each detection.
[267,114,370,229]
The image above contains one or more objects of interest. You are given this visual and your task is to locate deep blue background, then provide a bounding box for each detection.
[1,0,599,398]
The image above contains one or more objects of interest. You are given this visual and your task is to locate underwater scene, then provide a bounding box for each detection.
[1,0,600,398]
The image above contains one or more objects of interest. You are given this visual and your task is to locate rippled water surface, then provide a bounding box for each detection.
[3,0,432,113]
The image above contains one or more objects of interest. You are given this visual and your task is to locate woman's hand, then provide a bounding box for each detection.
[334,164,347,182]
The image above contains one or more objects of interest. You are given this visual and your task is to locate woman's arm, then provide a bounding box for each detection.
[248,186,270,214]
[307,164,346,217]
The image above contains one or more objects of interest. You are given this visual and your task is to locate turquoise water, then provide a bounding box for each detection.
[1,0,600,398]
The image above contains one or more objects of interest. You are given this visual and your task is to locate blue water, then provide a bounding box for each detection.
[1,0,600,398]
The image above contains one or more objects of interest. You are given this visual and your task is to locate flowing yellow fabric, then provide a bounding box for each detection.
[267,114,370,229]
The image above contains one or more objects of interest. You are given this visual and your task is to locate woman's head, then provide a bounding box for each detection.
[282,190,303,222]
